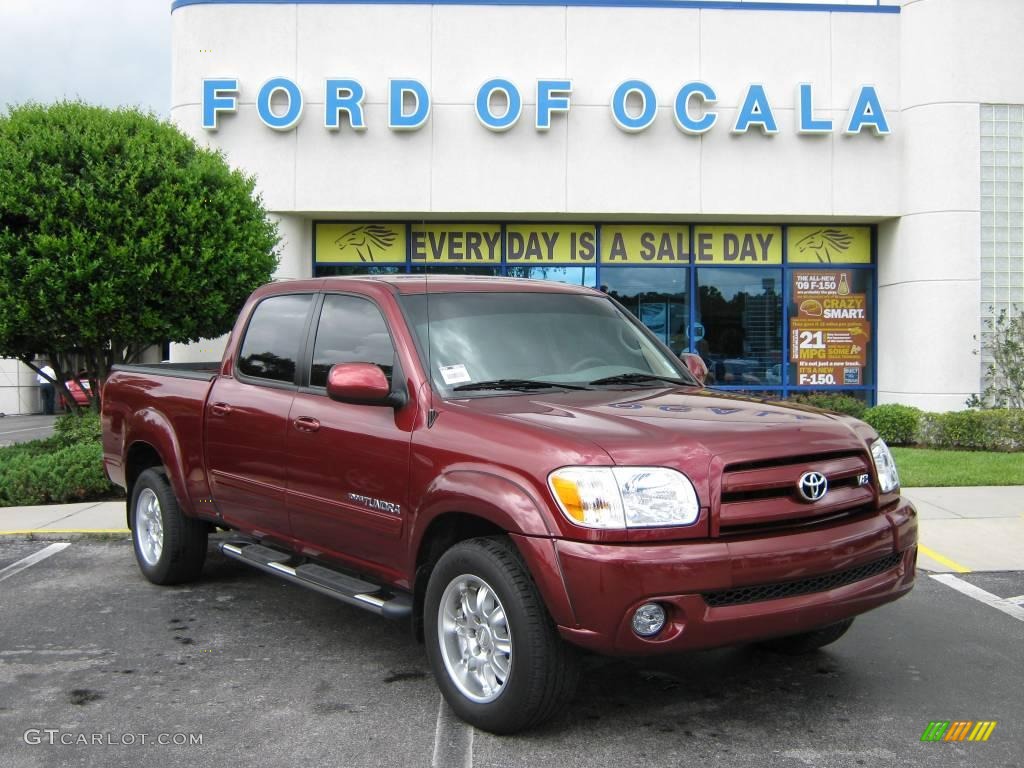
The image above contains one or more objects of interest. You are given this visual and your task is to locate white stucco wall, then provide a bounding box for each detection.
[876,0,1024,410]
[161,0,1023,410]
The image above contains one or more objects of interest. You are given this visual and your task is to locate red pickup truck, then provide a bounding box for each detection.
[102,276,917,734]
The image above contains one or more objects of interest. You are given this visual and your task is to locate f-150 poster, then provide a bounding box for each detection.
[789,270,871,387]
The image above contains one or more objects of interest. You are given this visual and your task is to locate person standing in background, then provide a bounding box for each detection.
[36,361,56,415]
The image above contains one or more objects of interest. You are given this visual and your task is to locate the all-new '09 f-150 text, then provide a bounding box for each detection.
[102,276,917,734]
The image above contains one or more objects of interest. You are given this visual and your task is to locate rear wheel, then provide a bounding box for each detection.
[424,537,579,734]
[131,468,207,585]
[757,618,855,655]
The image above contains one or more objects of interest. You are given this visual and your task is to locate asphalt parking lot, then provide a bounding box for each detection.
[1,538,1021,768]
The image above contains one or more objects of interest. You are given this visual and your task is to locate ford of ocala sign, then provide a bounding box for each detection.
[202,78,891,136]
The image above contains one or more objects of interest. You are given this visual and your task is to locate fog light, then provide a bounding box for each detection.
[632,603,666,637]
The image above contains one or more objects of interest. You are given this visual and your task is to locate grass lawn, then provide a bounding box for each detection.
[891,447,1024,487]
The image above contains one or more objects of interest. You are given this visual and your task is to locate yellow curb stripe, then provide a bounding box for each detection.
[918,544,971,574]
[0,529,130,535]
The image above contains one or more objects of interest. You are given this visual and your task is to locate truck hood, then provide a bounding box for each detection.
[451,387,868,467]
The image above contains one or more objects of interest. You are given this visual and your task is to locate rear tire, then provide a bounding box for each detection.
[757,618,854,655]
[131,468,207,585]
[424,536,579,734]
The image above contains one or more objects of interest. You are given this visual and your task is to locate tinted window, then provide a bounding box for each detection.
[310,295,395,387]
[237,294,312,383]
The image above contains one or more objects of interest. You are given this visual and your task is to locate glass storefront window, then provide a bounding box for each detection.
[409,265,502,276]
[316,265,404,277]
[696,268,782,387]
[506,265,597,287]
[600,267,689,355]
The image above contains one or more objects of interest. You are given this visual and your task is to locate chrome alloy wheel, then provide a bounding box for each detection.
[135,487,164,567]
[437,574,513,703]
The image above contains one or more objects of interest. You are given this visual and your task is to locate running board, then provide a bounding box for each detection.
[220,542,412,620]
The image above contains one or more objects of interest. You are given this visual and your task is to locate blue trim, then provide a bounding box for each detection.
[172,0,899,14]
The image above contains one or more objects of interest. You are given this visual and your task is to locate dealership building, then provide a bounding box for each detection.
[4,0,1023,414]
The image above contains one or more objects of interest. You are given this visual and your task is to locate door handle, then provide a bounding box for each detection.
[210,402,232,417]
[293,416,320,433]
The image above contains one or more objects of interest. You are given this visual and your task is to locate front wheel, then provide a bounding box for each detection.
[424,537,579,734]
[131,468,207,585]
[756,618,855,655]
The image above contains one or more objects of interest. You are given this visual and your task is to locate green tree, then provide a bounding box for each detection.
[0,102,279,411]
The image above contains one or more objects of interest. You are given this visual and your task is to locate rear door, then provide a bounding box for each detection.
[205,293,315,540]
[285,292,414,578]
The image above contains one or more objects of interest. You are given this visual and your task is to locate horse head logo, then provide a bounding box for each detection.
[795,229,854,263]
[333,224,398,263]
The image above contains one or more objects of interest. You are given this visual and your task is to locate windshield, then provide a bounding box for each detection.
[401,291,696,395]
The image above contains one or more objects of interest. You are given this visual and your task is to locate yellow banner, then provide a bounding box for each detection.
[600,226,690,264]
[315,222,406,264]
[693,226,781,264]
[506,225,597,264]
[410,224,502,263]
[787,226,872,264]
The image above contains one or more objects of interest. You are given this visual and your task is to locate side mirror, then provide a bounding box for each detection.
[679,353,708,386]
[326,363,404,407]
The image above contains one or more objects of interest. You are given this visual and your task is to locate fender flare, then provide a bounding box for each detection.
[408,469,577,628]
[123,407,194,520]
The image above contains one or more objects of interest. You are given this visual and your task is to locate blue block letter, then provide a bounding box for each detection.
[674,81,717,134]
[325,79,366,131]
[733,84,778,135]
[257,77,303,132]
[476,79,522,132]
[389,79,430,131]
[536,79,572,131]
[202,78,238,131]
[846,86,890,135]
[611,80,657,133]
[798,83,832,134]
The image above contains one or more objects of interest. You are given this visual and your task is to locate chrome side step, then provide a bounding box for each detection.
[220,542,412,620]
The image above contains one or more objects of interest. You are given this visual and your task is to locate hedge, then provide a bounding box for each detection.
[917,409,1024,452]
[0,413,121,507]
[862,404,922,446]
[786,393,867,419]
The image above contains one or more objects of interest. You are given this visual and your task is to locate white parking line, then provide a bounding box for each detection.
[431,696,473,768]
[0,426,51,437]
[0,543,71,584]
[930,574,1024,622]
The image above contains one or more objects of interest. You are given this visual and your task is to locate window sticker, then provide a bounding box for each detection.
[439,364,471,385]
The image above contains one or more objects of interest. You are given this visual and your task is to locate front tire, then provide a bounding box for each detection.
[424,537,579,734]
[757,618,855,655]
[131,468,207,585]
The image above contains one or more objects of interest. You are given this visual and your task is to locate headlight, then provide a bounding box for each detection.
[870,439,900,493]
[548,467,700,529]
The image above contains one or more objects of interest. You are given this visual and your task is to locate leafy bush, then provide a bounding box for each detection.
[972,306,1023,409]
[917,409,1024,452]
[0,413,120,506]
[786,393,867,419]
[53,412,103,447]
[863,404,922,446]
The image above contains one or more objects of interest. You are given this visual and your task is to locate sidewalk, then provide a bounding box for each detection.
[0,488,1022,572]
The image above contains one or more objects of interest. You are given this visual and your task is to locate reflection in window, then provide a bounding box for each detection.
[505,266,597,287]
[409,265,501,276]
[600,267,689,354]
[696,269,782,387]
[237,294,312,383]
[310,295,395,387]
[314,265,404,277]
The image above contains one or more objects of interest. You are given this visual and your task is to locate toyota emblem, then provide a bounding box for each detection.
[797,471,828,502]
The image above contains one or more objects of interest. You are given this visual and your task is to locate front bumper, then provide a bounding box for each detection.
[548,497,917,655]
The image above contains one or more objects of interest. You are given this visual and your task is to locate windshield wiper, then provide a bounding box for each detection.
[452,378,590,392]
[588,372,692,387]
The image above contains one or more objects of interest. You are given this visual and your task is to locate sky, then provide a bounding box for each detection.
[0,0,171,116]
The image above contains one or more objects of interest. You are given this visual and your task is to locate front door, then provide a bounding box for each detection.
[285,293,414,580]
